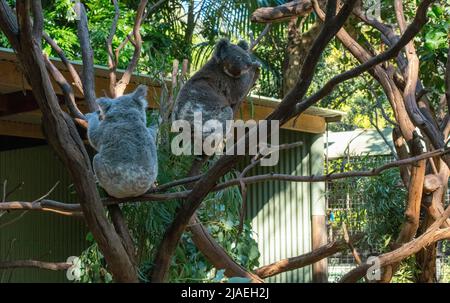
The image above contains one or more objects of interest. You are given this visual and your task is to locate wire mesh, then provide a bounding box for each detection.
[325,155,450,283]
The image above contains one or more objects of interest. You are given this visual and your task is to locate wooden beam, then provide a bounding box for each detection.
[0,56,327,134]
[0,59,161,109]
[0,120,44,139]
[239,101,326,133]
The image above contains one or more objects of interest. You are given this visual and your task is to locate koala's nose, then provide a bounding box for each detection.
[229,67,242,77]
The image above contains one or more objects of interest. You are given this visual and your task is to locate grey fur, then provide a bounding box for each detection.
[86,85,158,198]
[172,38,260,138]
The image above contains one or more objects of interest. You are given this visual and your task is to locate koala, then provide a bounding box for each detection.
[172,38,260,139]
[86,85,158,198]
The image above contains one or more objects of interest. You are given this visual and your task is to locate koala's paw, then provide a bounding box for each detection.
[252,61,261,68]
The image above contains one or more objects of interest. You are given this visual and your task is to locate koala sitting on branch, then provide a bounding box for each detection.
[86,85,158,198]
[172,38,260,140]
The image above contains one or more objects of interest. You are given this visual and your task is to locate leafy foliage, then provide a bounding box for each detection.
[327,155,418,282]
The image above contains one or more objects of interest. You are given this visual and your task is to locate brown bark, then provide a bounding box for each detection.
[340,222,450,283]
[0,260,71,271]
[189,217,264,282]
[251,0,312,24]
[282,19,322,96]
[254,234,362,279]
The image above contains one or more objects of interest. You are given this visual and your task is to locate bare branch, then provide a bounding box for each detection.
[43,55,87,123]
[255,234,363,279]
[0,0,18,48]
[342,223,363,266]
[2,147,448,218]
[76,3,97,111]
[189,216,264,283]
[251,0,313,24]
[31,0,43,42]
[106,0,120,97]
[0,260,71,271]
[340,224,450,282]
[43,33,84,95]
[114,0,148,96]
[249,24,271,51]
[294,0,435,116]
[446,39,450,114]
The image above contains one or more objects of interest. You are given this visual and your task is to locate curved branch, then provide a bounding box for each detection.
[294,0,435,116]
[255,234,362,279]
[43,33,84,95]
[43,55,86,123]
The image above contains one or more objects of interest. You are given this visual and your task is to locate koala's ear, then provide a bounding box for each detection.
[237,40,249,51]
[214,38,230,61]
[132,85,148,108]
[97,97,113,113]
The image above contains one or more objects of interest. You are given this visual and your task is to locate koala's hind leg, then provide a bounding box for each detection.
[92,154,121,197]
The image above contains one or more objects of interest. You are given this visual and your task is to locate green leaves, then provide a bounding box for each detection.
[424,29,448,51]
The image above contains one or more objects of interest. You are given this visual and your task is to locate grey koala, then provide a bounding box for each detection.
[86,85,158,198]
[172,38,260,139]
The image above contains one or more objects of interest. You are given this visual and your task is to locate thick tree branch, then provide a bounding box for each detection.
[340,223,450,282]
[251,0,313,24]
[254,234,362,279]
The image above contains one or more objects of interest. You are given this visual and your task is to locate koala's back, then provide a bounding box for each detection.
[94,118,157,198]
[99,118,153,165]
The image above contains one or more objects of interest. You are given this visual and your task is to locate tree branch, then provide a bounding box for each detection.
[294,0,435,117]
[0,260,71,271]
[43,33,84,95]
[113,0,148,96]
[106,0,120,97]
[76,3,97,111]
[43,55,86,124]
[2,148,447,216]
[254,234,362,279]
[251,0,313,24]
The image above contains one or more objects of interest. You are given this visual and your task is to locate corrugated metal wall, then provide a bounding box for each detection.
[238,129,324,282]
[0,145,88,282]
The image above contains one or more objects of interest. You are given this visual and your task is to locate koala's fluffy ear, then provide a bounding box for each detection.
[214,38,230,61]
[132,85,148,108]
[97,97,113,114]
[237,40,249,51]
